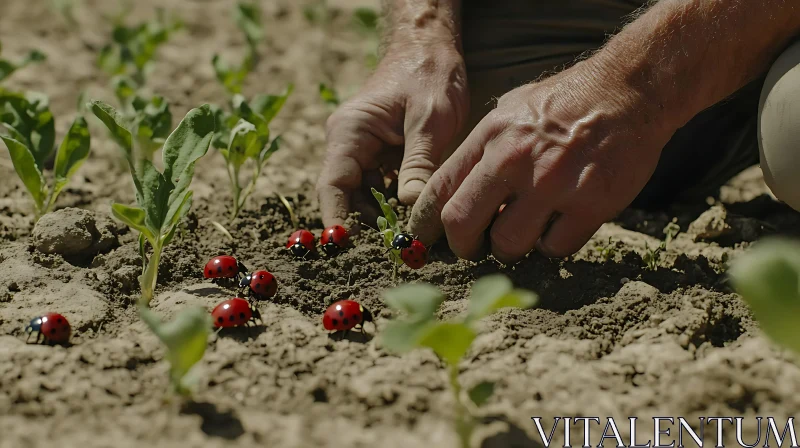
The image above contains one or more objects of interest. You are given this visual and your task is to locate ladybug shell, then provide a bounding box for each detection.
[320,225,348,248]
[286,230,315,251]
[212,298,253,328]
[323,300,369,331]
[249,270,278,298]
[38,313,71,344]
[204,255,240,279]
[401,240,428,270]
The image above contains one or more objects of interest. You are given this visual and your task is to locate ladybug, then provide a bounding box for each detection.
[320,225,349,256]
[400,239,428,269]
[323,300,373,333]
[203,255,248,284]
[287,230,315,257]
[211,298,262,328]
[390,232,415,250]
[239,270,278,300]
[25,313,71,344]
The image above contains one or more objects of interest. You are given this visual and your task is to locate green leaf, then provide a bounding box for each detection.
[0,60,15,83]
[383,282,444,321]
[380,319,436,354]
[465,275,538,324]
[111,75,138,104]
[162,190,193,247]
[729,238,800,354]
[139,306,210,396]
[352,7,379,34]
[0,135,45,209]
[319,83,340,106]
[250,84,293,124]
[467,381,495,407]
[377,216,388,232]
[139,159,169,234]
[228,119,259,166]
[259,135,281,166]
[234,2,263,51]
[212,54,246,95]
[161,104,214,220]
[51,116,91,206]
[111,202,154,241]
[89,100,133,160]
[134,94,172,150]
[419,322,476,366]
[0,91,55,169]
[371,187,398,229]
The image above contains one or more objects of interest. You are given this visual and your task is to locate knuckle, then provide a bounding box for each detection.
[441,199,470,237]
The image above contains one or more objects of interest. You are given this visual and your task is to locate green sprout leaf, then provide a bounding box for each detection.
[352,7,379,34]
[250,84,293,124]
[227,119,258,167]
[380,319,435,354]
[0,48,46,83]
[467,381,495,407]
[0,135,45,209]
[370,187,398,229]
[418,322,476,366]
[319,83,340,106]
[729,238,800,354]
[234,1,263,54]
[111,202,154,241]
[0,91,55,169]
[139,306,211,396]
[212,54,249,95]
[465,274,539,324]
[89,100,133,160]
[384,283,444,321]
[51,116,91,205]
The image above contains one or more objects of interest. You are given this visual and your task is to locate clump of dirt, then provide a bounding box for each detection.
[2,1,800,447]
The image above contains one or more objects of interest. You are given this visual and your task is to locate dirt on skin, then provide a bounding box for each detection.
[2,1,800,447]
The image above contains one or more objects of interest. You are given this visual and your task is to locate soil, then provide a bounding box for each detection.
[2,1,800,447]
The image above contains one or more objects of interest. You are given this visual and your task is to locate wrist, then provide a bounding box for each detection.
[384,0,462,54]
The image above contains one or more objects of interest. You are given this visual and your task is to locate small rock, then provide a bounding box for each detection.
[687,204,731,241]
[32,208,118,257]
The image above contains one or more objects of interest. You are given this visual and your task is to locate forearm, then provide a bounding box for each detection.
[592,0,800,131]
[382,0,462,51]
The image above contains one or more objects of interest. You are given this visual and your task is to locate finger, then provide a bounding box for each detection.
[408,116,497,245]
[536,213,603,258]
[317,106,403,227]
[489,196,554,264]
[398,99,459,204]
[352,170,385,227]
[441,157,514,260]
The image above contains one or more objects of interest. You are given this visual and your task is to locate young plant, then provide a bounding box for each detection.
[0,41,46,84]
[90,100,214,305]
[234,1,263,62]
[139,306,210,396]
[381,275,538,448]
[598,236,619,263]
[319,83,340,106]
[729,237,800,354]
[371,187,405,278]
[0,91,90,219]
[643,221,680,271]
[218,97,286,219]
[98,9,182,86]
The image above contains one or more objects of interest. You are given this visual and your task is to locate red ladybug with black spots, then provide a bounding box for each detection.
[287,229,315,258]
[400,239,428,269]
[211,298,262,328]
[25,312,71,344]
[240,270,278,300]
[203,255,248,285]
[320,225,349,256]
[323,300,373,333]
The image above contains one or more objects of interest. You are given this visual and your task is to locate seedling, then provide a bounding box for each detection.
[98,8,182,86]
[0,91,91,219]
[371,187,405,279]
[381,275,538,448]
[234,2,263,63]
[643,221,680,271]
[0,41,46,84]
[319,83,340,106]
[139,305,210,396]
[108,79,173,167]
[90,101,214,306]
[597,237,619,263]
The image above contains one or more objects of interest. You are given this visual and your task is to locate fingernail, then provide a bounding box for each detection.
[399,180,425,204]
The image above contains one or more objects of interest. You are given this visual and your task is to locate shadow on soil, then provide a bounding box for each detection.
[480,415,543,448]
[181,401,245,440]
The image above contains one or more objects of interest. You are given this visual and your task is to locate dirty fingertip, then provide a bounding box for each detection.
[398,179,425,205]
[407,196,444,246]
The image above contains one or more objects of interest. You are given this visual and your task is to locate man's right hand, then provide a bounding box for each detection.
[316,11,468,226]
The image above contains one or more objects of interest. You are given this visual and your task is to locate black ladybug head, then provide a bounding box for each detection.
[25,317,43,332]
[290,242,310,257]
[391,233,414,250]
[361,307,373,323]
[239,274,252,288]
[322,242,340,257]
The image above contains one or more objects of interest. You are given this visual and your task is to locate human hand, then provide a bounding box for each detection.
[316,40,468,226]
[408,59,680,262]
